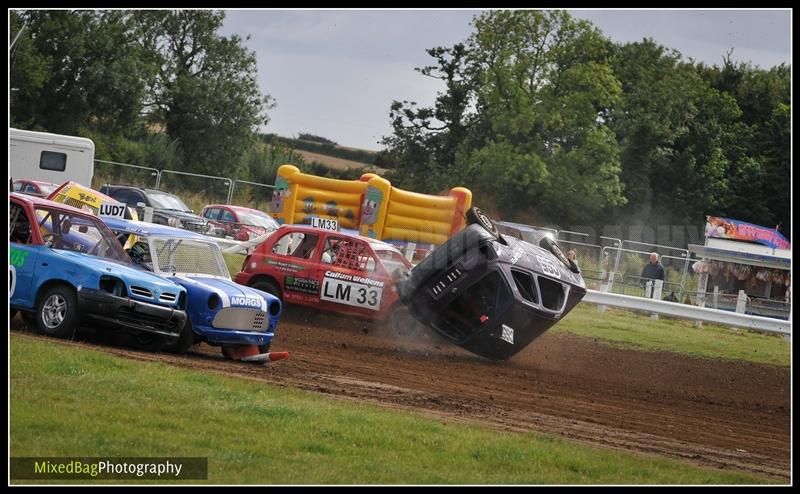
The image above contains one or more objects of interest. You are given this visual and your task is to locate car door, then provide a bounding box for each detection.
[314,234,385,318]
[9,200,41,309]
[267,229,323,307]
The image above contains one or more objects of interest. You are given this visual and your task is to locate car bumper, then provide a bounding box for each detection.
[77,288,187,341]
[195,326,274,346]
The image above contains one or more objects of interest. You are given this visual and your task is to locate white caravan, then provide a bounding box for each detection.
[9,128,95,187]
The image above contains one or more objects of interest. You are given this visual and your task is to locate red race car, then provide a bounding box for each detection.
[234,225,412,323]
[202,204,279,241]
[12,179,58,198]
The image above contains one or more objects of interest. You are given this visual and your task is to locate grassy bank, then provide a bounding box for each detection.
[556,303,789,367]
[10,336,773,485]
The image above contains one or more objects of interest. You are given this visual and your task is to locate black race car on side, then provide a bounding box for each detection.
[397,207,586,361]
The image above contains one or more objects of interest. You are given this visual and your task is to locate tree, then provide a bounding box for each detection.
[10,10,149,136]
[381,10,627,223]
[131,10,274,176]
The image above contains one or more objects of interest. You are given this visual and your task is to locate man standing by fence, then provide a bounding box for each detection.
[641,252,665,298]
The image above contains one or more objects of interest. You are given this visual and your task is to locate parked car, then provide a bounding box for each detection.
[12,179,58,198]
[102,217,287,363]
[396,207,587,361]
[234,225,413,326]
[98,185,211,234]
[9,193,188,350]
[202,204,279,241]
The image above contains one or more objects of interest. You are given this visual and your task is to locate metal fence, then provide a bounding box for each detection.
[93,159,276,213]
[92,159,160,190]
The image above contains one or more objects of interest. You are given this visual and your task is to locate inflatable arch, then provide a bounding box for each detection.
[271,164,471,248]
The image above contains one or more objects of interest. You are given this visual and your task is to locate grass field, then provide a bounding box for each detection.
[10,336,773,485]
[555,304,790,367]
[294,149,387,174]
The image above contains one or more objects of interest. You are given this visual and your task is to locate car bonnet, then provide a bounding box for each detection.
[52,249,186,296]
[495,236,585,288]
[170,274,270,311]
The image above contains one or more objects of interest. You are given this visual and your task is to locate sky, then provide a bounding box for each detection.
[219,9,792,151]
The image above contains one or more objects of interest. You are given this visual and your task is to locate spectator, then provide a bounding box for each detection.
[641,252,665,297]
[566,249,579,269]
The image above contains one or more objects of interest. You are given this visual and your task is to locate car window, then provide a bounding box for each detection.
[10,203,33,244]
[375,249,411,277]
[33,207,130,262]
[147,191,191,211]
[203,208,220,220]
[13,182,23,192]
[272,231,319,259]
[434,271,512,333]
[220,209,236,222]
[23,184,38,193]
[324,237,376,272]
[108,188,132,205]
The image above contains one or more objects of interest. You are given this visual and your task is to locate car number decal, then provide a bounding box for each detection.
[99,202,127,218]
[10,247,29,268]
[321,271,383,310]
[500,324,514,344]
[9,265,16,297]
[536,255,562,279]
[311,216,339,231]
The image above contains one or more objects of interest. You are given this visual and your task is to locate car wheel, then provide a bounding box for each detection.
[539,237,580,273]
[36,285,78,338]
[252,280,282,300]
[126,332,167,352]
[465,207,501,241]
[164,319,195,354]
[258,343,271,354]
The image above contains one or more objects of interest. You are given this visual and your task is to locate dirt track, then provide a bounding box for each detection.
[10,309,791,481]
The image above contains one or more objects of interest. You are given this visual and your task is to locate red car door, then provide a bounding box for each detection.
[266,229,324,307]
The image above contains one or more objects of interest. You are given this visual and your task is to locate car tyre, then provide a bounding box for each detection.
[36,285,79,338]
[465,207,501,241]
[126,332,168,352]
[252,280,282,300]
[164,319,195,354]
[539,237,580,273]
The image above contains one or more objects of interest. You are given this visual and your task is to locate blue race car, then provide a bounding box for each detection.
[101,217,286,363]
[9,193,188,350]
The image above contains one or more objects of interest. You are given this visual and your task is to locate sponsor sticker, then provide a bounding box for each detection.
[509,245,525,265]
[230,296,264,309]
[285,275,320,295]
[265,259,306,272]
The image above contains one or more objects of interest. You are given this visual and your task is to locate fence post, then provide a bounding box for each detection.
[736,290,748,313]
[651,280,663,319]
[597,280,610,313]
[695,272,708,328]
[712,286,720,309]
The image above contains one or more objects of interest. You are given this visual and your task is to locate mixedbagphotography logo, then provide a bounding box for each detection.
[10,457,208,480]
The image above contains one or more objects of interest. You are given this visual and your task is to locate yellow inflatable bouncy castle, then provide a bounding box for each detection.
[271,164,471,250]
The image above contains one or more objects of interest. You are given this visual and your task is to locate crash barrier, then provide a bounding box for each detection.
[582,289,791,336]
[683,290,791,320]
[272,164,472,247]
